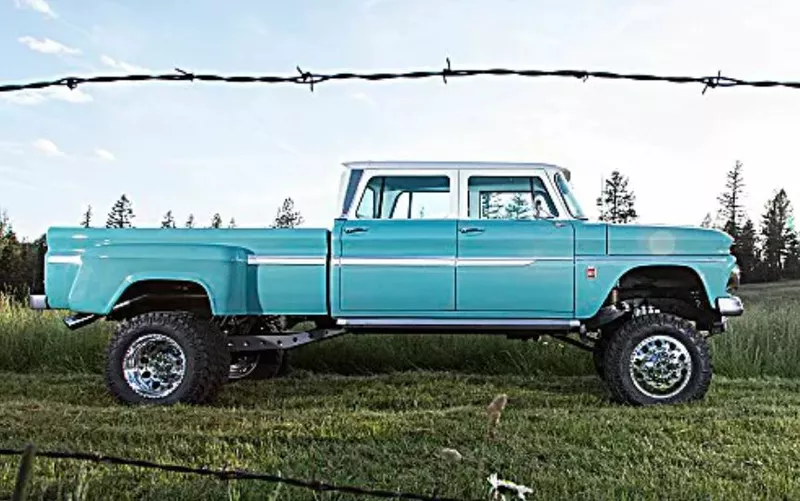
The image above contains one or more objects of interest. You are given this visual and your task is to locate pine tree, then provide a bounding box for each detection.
[596,171,637,223]
[784,230,800,279]
[504,193,532,219]
[81,205,93,228]
[736,218,759,282]
[161,210,176,229]
[480,193,503,219]
[228,218,237,228]
[271,198,304,228]
[210,213,223,228]
[185,214,195,228]
[760,189,792,281]
[717,160,746,239]
[105,194,135,228]
[700,213,713,228]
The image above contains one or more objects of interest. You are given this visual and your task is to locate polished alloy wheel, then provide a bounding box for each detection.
[122,333,187,399]
[628,334,692,399]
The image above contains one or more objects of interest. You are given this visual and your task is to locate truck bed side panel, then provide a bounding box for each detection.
[44,227,329,316]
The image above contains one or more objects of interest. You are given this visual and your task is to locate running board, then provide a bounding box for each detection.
[336,318,580,333]
[226,328,346,352]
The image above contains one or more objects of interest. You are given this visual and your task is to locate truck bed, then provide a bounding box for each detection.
[44,227,331,316]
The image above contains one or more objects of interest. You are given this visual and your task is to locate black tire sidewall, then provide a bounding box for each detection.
[604,313,711,406]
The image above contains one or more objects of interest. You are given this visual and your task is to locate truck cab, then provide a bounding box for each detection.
[30,160,743,407]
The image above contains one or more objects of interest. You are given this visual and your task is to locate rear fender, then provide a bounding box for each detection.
[65,244,249,315]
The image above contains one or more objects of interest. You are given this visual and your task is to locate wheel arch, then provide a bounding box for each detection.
[585,264,717,330]
[105,276,215,321]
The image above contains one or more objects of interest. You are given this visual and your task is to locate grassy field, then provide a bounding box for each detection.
[1,282,799,499]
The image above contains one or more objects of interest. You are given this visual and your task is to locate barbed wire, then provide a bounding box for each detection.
[2,58,800,95]
[0,447,478,501]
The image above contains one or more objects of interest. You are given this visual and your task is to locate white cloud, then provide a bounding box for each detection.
[18,36,81,55]
[100,55,150,73]
[95,149,115,161]
[13,0,57,18]
[0,87,93,105]
[350,92,376,107]
[32,138,64,157]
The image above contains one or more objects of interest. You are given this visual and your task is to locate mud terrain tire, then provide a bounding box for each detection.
[105,311,229,405]
[603,312,712,405]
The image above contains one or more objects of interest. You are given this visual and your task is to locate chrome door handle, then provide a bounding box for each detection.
[345,226,369,234]
[460,227,485,234]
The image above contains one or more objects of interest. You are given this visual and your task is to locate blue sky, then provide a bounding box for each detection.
[2,0,800,239]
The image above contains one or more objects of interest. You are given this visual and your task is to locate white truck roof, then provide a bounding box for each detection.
[342,160,571,181]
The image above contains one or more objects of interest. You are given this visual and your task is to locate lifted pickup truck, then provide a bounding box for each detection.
[30,161,743,406]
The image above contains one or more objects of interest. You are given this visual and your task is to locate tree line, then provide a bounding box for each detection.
[1,161,798,298]
[597,160,800,283]
[0,196,304,299]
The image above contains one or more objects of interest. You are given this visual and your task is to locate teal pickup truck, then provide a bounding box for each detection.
[29,161,743,406]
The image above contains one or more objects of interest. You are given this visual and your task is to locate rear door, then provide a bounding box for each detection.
[455,171,575,315]
[338,171,458,312]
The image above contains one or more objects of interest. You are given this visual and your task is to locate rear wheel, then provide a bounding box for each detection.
[229,349,286,381]
[602,312,712,405]
[105,311,229,405]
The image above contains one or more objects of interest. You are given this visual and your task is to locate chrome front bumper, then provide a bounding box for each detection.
[29,294,48,310]
[716,295,744,317]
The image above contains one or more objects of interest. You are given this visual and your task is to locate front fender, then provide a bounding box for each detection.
[575,256,737,319]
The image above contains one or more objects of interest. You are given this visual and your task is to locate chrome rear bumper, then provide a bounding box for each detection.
[716,295,744,317]
[29,295,48,310]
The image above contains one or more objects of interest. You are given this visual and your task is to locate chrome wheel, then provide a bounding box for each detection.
[628,334,692,399]
[122,333,187,399]
[229,353,260,380]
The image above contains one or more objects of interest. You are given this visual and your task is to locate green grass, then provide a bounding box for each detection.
[2,281,800,379]
[1,283,800,499]
[2,373,800,500]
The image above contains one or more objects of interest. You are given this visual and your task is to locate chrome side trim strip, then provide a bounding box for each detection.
[332,257,572,267]
[247,256,326,266]
[47,255,82,265]
[457,259,535,267]
[338,318,580,328]
[334,258,455,267]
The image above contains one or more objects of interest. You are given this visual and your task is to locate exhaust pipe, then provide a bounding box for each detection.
[63,313,100,330]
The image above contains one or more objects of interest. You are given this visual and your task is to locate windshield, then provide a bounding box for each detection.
[554,172,587,220]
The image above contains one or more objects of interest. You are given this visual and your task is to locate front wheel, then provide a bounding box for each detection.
[602,313,712,405]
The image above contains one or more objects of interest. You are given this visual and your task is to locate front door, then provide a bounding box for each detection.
[456,173,575,315]
[338,172,457,312]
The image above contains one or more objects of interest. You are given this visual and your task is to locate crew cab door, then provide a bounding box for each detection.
[338,171,458,312]
[456,171,575,315]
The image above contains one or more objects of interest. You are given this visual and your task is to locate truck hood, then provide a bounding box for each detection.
[606,223,733,256]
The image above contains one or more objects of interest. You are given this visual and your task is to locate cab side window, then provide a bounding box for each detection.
[355,175,451,219]
[467,176,559,219]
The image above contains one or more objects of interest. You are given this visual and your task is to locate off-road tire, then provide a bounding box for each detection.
[105,311,230,405]
[602,312,712,406]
